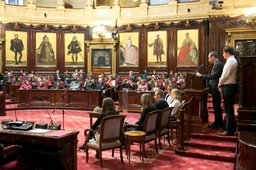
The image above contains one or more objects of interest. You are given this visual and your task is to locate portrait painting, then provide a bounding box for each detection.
[177,29,199,66]
[92,49,111,66]
[36,32,57,66]
[147,31,167,66]
[5,31,27,66]
[65,33,84,66]
[119,32,139,67]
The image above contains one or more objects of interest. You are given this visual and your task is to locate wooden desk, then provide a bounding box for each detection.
[0,127,79,170]
[17,89,102,110]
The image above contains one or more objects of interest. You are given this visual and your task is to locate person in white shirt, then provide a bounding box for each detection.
[217,46,238,136]
[168,89,182,120]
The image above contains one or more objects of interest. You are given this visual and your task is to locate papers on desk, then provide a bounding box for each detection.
[29,129,51,133]
[125,117,137,124]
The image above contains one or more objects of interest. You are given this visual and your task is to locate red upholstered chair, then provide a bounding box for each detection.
[0,144,27,170]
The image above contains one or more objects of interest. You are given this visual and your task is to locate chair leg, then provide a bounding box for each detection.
[112,149,114,157]
[99,151,103,168]
[166,133,171,146]
[170,123,173,142]
[120,147,123,163]
[86,148,89,163]
[158,136,162,150]
[154,138,158,153]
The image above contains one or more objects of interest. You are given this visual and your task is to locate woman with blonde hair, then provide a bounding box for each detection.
[135,93,155,128]
[169,88,182,121]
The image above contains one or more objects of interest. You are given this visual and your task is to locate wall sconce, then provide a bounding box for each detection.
[245,8,256,28]
[93,25,106,41]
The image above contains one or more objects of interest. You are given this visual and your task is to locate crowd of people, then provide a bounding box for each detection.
[0,69,186,93]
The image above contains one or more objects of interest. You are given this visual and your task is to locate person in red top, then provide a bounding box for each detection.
[20,80,32,89]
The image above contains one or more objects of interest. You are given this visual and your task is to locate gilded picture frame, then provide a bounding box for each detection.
[177,29,199,66]
[5,30,28,66]
[64,33,84,66]
[36,32,57,66]
[119,32,139,67]
[147,31,167,66]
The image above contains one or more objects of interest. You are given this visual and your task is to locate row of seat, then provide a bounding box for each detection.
[83,97,193,168]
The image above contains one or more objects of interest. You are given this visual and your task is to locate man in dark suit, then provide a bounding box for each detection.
[154,89,169,110]
[53,69,63,82]
[196,51,224,128]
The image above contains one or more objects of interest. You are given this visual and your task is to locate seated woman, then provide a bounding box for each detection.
[137,79,148,91]
[133,93,155,130]
[20,80,32,90]
[78,98,118,157]
[168,88,182,121]
[69,79,80,90]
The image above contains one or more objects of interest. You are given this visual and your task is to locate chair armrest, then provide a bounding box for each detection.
[124,124,141,131]
[84,128,100,141]
[0,145,18,157]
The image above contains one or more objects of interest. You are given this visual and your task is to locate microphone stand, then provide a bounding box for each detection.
[52,88,68,130]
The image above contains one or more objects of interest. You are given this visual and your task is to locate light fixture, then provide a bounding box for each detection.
[245,8,256,28]
[93,25,106,41]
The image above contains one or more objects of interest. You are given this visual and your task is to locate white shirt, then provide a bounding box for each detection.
[165,94,172,104]
[169,99,181,117]
[218,55,238,86]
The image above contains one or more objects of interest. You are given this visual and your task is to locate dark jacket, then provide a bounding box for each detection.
[135,106,155,126]
[154,99,169,110]
[201,60,223,94]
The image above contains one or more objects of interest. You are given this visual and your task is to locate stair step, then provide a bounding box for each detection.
[189,139,236,152]
[191,133,237,143]
[186,147,235,163]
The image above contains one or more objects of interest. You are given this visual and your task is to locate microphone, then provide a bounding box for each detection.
[194,64,204,74]
[38,96,61,130]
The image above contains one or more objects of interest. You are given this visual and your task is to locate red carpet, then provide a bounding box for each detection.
[1,106,234,169]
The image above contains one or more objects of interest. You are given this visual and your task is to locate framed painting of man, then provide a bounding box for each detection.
[147,31,167,66]
[177,29,199,66]
[5,31,28,66]
[119,32,139,67]
[65,33,84,66]
[36,32,57,66]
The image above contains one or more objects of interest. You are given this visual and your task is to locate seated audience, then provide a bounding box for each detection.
[51,81,65,89]
[78,97,118,158]
[141,70,148,79]
[83,77,95,90]
[20,80,32,89]
[154,89,169,110]
[69,79,80,90]
[137,79,148,91]
[126,79,136,90]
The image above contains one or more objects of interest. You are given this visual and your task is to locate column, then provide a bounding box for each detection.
[85,0,93,7]
[113,0,120,6]
[57,0,65,9]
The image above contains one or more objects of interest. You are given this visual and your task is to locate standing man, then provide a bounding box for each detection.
[217,46,238,136]
[196,51,224,128]
[10,34,24,65]
[67,36,82,65]
[154,89,169,110]
[148,34,164,64]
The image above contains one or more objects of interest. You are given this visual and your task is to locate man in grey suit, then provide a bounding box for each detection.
[196,51,224,128]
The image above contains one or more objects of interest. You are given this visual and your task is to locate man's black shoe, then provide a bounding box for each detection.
[208,123,222,129]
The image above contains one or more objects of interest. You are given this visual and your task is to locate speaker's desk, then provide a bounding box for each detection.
[0,127,79,170]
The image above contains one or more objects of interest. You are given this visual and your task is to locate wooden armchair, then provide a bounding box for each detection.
[84,115,126,168]
[158,107,174,149]
[169,97,193,142]
[0,144,27,170]
[124,110,161,157]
